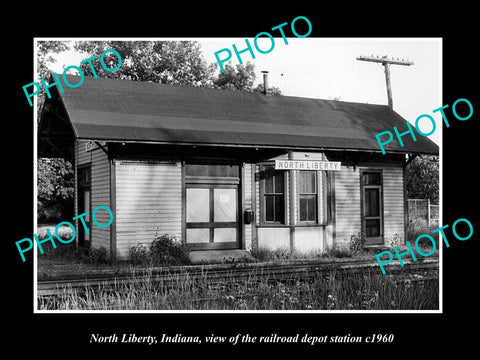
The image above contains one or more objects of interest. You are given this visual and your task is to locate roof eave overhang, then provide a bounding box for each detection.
[75,137,439,156]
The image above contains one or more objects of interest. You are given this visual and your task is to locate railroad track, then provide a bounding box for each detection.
[37,257,439,297]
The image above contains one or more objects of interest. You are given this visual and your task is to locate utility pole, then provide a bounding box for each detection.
[357,55,414,109]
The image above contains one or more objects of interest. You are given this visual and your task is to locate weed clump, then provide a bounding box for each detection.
[80,247,110,265]
[128,234,191,267]
[150,234,191,266]
[129,243,150,266]
[349,232,365,253]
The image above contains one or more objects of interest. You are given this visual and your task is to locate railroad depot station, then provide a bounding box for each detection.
[38,74,438,261]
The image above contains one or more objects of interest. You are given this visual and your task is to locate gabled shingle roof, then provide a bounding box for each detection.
[43,74,439,155]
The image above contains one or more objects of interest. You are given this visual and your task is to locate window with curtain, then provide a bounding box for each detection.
[261,165,285,224]
[299,171,317,222]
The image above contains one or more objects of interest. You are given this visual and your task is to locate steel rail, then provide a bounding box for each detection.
[37,257,439,297]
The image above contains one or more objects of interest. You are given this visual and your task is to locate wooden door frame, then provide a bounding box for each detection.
[360,169,384,245]
[183,163,242,251]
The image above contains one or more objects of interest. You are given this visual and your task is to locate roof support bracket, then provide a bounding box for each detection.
[94,141,110,158]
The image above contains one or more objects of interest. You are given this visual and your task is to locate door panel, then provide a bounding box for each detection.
[361,171,383,245]
[364,188,380,217]
[186,188,210,223]
[186,228,210,244]
[186,183,240,250]
[214,188,237,222]
[365,218,381,238]
[214,227,237,243]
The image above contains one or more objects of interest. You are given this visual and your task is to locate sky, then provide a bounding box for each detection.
[45,37,442,145]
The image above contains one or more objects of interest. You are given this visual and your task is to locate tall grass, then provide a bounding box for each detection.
[38,267,438,311]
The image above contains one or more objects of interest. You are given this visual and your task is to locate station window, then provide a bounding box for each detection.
[298,171,317,222]
[260,165,285,224]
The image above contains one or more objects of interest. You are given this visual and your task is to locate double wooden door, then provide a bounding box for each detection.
[185,164,241,250]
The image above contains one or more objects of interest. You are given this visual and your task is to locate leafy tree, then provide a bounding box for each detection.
[37,41,74,222]
[252,82,282,96]
[37,41,71,79]
[37,158,74,222]
[211,61,282,94]
[74,41,277,93]
[212,62,256,91]
[37,41,71,113]
[406,155,439,203]
[74,40,216,86]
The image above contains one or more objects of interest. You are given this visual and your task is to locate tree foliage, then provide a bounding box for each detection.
[406,155,439,203]
[37,158,74,222]
[210,61,282,95]
[212,62,256,91]
[74,41,265,92]
[37,41,71,113]
[252,82,282,96]
[37,41,71,79]
[74,41,216,87]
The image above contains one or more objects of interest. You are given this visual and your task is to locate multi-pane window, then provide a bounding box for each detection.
[299,171,317,222]
[262,165,285,223]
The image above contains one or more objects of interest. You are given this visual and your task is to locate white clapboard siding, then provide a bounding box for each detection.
[257,227,290,250]
[295,227,324,253]
[76,140,92,166]
[335,165,361,247]
[115,161,182,258]
[90,148,111,250]
[383,166,405,243]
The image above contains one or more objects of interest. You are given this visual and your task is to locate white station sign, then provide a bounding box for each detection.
[275,160,341,171]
